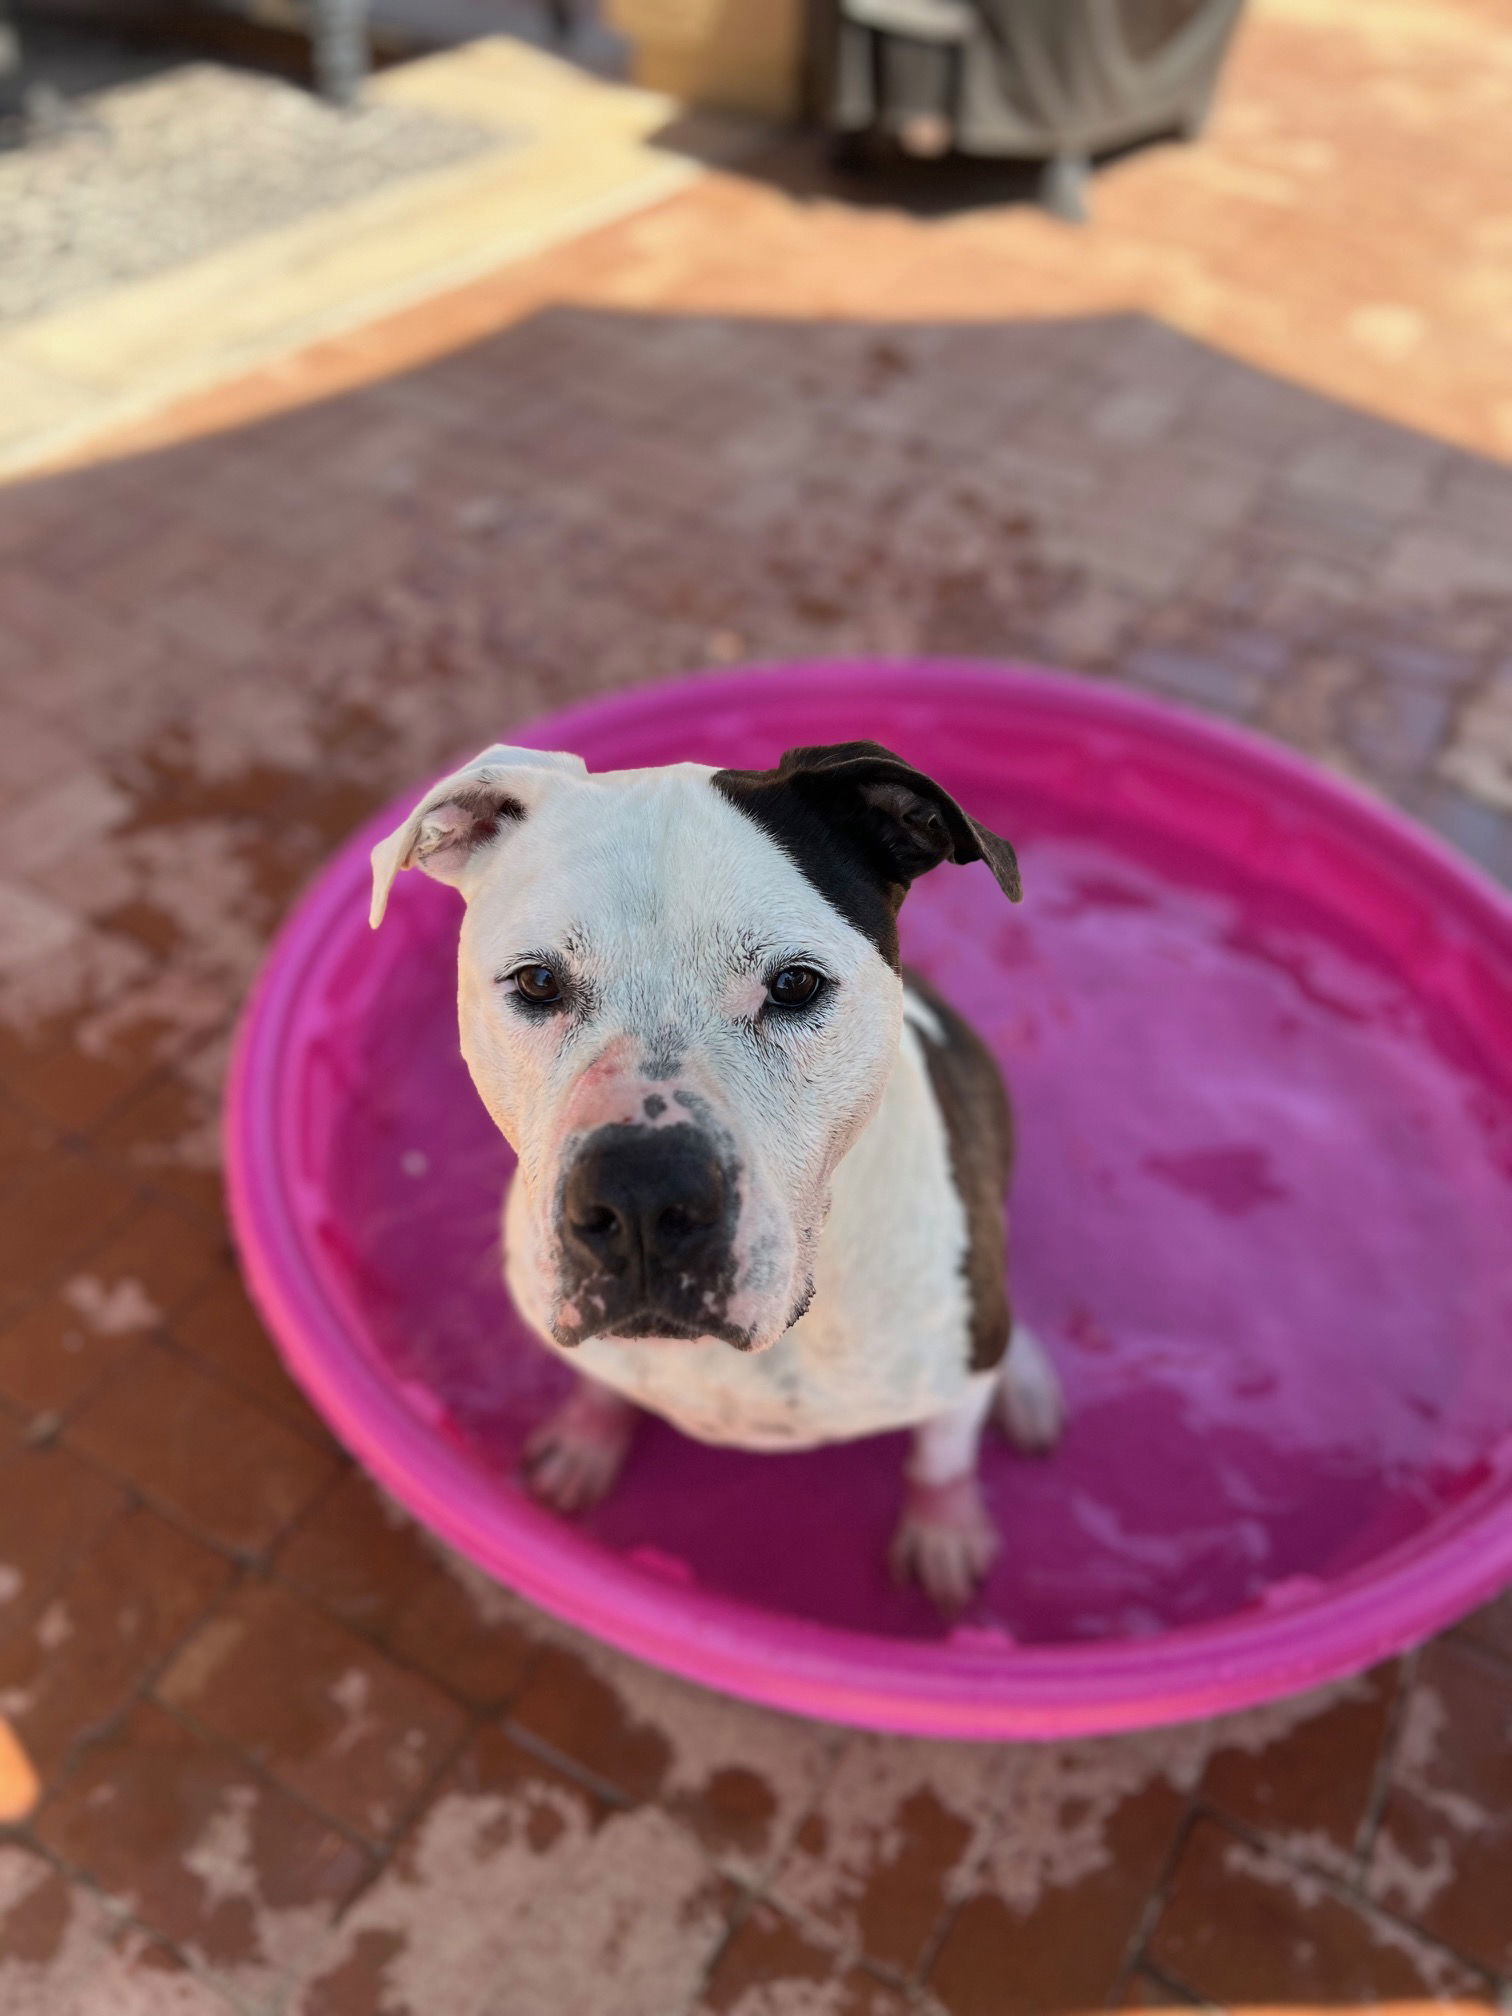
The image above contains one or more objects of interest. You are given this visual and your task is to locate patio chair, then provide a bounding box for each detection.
[810,0,1246,218]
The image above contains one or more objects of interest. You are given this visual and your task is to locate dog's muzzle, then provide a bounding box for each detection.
[555,1122,745,1346]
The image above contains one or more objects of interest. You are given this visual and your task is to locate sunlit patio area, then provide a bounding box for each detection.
[0,1,1509,2009]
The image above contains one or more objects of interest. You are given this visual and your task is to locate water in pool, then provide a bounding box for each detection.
[326,784,1512,1645]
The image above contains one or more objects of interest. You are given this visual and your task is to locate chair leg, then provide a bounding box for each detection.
[1178,80,1217,140]
[312,0,369,106]
[0,1,25,123]
[1038,153,1090,223]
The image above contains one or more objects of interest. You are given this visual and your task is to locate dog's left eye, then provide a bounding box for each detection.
[510,964,562,1005]
[766,965,825,1009]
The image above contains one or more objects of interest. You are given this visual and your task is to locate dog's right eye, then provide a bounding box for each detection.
[509,964,562,1006]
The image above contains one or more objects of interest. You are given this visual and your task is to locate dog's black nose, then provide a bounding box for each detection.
[561,1124,730,1306]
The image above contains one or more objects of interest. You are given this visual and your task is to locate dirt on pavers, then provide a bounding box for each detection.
[0,290,1509,2013]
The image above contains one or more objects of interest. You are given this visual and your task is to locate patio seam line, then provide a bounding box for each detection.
[327,1695,493,1929]
[761,1880,919,1991]
[0,1446,141,1630]
[75,1059,241,1226]
[0,1825,237,2005]
[0,1496,244,1757]
[1352,1644,1424,1881]
[25,1601,394,1881]
[906,1753,1033,1991]
[0,1147,145,1305]
[677,1876,764,2016]
[1116,1782,1209,1998]
[496,1710,662,1814]
[135,1683,405,1861]
[1178,1799,1504,1993]
[54,1373,311,1571]
[147,1325,339,1457]
[1141,1955,1226,2011]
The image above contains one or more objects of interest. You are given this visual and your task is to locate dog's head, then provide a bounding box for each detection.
[370,740,1020,1355]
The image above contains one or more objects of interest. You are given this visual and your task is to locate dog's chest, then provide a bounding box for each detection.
[512,1021,979,1448]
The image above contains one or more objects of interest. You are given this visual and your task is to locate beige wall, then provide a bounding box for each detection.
[607,0,804,119]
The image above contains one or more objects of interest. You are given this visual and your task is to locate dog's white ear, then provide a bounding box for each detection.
[369,744,586,928]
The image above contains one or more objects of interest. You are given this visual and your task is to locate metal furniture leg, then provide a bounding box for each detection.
[312,0,370,105]
[0,0,25,122]
[1038,153,1090,223]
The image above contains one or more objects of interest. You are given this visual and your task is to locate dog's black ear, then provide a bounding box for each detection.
[712,740,1020,969]
[772,741,1022,904]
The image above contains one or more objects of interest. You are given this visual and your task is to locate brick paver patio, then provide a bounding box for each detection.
[1,3,1510,2011]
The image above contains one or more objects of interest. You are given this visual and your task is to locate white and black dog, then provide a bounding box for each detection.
[370,739,1064,1608]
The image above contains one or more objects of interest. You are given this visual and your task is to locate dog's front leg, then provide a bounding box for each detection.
[891,1374,1000,1611]
[523,1375,639,1515]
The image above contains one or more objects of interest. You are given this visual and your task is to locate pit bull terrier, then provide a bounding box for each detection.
[370,738,1064,1607]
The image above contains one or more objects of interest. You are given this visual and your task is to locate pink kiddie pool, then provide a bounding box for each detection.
[227,662,1512,1737]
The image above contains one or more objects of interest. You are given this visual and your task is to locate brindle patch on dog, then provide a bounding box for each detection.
[903,968,1014,1374]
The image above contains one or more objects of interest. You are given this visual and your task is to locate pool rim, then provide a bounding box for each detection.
[225,659,1512,1738]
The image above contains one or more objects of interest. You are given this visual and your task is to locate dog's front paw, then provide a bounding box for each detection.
[522,1381,638,1516]
[891,1472,1000,1612]
[997,1323,1066,1455]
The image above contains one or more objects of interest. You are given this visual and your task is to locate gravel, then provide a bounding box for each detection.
[0,60,500,324]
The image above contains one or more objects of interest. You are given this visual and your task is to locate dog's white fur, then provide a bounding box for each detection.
[372,743,1063,1601]
[508,1002,972,1445]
